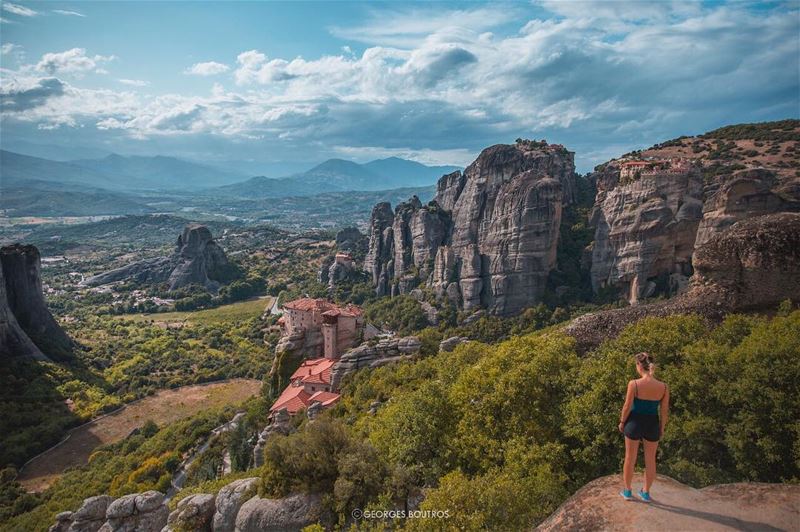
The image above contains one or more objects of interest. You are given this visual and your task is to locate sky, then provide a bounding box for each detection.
[0,0,798,175]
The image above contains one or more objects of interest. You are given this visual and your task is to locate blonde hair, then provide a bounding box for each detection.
[635,352,656,376]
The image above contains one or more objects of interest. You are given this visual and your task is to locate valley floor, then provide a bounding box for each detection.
[16,379,261,493]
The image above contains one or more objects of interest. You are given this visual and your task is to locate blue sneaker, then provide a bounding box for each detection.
[620,489,633,501]
[638,489,652,503]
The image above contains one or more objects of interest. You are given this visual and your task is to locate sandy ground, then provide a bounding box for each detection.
[537,473,800,532]
[17,378,261,493]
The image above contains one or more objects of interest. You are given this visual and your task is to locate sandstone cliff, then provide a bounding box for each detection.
[365,140,576,315]
[0,244,73,361]
[588,121,800,304]
[82,224,234,292]
[566,212,800,351]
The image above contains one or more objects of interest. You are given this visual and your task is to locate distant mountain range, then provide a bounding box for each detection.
[216,157,460,198]
[1,150,460,196]
[0,149,459,217]
[1,150,247,192]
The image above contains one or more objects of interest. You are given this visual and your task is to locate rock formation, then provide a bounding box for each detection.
[589,158,704,303]
[235,493,328,532]
[51,485,329,532]
[588,151,798,304]
[536,473,799,532]
[0,244,73,361]
[82,224,234,292]
[565,212,800,351]
[330,335,421,389]
[212,477,258,531]
[166,493,216,531]
[51,491,169,532]
[365,140,576,315]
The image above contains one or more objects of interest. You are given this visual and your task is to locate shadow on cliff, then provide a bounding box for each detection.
[649,501,783,532]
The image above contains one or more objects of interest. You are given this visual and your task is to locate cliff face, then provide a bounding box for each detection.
[589,144,799,304]
[589,159,704,303]
[365,140,576,315]
[82,224,233,292]
[0,244,73,361]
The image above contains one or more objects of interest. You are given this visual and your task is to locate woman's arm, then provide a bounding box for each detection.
[618,380,634,432]
[660,384,670,435]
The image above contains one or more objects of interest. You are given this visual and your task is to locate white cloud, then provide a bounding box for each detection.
[184,61,229,76]
[118,78,149,87]
[2,2,37,16]
[35,48,115,75]
[53,9,86,17]
[1,2,797,171]
[1,43,21,55]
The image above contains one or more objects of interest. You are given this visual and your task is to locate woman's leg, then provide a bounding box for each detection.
[623,437,640,490]
[642,440,658,492]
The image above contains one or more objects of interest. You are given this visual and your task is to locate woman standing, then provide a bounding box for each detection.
[618,352,669,502]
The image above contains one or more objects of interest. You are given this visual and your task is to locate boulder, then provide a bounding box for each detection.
[68,495,113,532]
[167,493,215,532]
[213,478,258,531]
[102,491,168,532]
[49,511,73,532]
[439,336,469,353]
[234,493,325,532]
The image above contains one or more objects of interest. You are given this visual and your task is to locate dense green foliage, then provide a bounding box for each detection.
[257,310,799,529]
[362,295,429,335]
[701,119,800,142]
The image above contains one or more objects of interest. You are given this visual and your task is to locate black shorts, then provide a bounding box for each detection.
[624,413,660,442]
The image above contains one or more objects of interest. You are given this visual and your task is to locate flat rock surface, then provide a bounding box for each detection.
[536,473,800,532]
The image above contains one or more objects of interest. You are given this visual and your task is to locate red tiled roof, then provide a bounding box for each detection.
[290,358,335,386]
[270,384,311,414]
[309,391,340,407]
[282,298,337,312]
[283,298,362,317]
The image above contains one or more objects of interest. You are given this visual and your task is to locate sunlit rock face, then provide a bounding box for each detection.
[365,140,576,316]
[589,159,704,304]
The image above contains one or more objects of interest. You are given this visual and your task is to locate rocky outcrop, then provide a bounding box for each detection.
[82,224,233,292]
[48,495,113,532]
[235,493,327,532]
[365,140,576,315]
[334,227,368,255]
[588,157,798,304]
[166,493,215,532]
[167,224,232,292]
[694,168,796,248]
[212,477,258,531]
[691,212,800,309]
[589,159,703,304]
[1,244,73,361]
[253,410,292,467]
[439,336,469,353]
[565,212,800,352]
[536,473,800,531]
[330,336,421,389]
[53,487,324,532]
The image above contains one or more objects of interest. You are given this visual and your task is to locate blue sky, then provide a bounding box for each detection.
[1,1,798,174]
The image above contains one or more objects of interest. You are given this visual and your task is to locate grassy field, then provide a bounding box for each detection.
[117,296,273,326]
[17,378,262,493]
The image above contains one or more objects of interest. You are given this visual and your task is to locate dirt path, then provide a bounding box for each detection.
[537,473,800,531]
[18,379,261,493]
